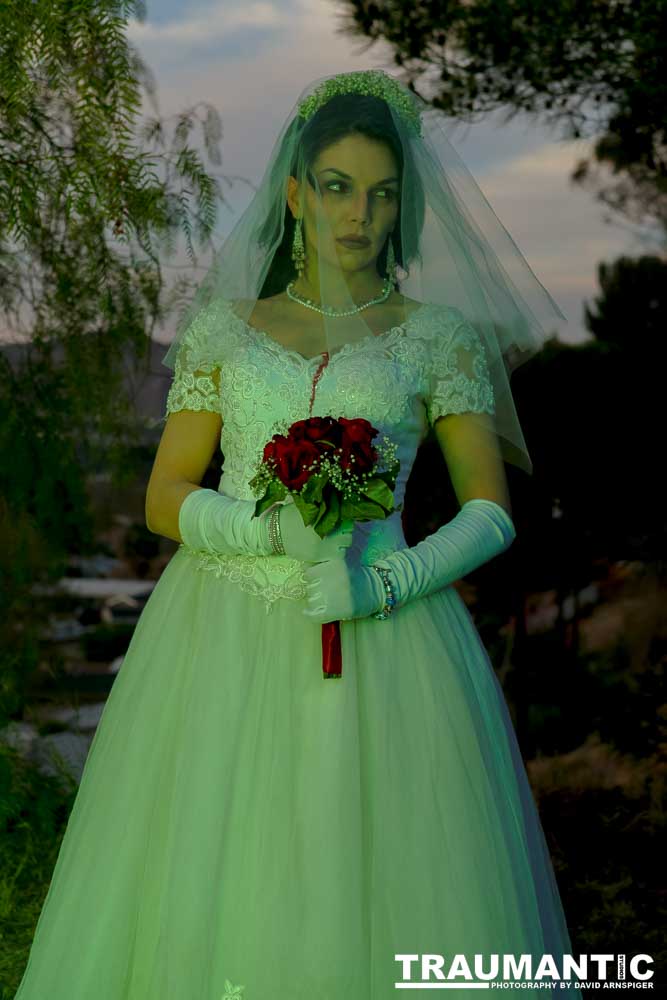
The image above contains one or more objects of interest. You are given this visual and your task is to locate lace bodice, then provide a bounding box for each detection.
[160,297,495,612]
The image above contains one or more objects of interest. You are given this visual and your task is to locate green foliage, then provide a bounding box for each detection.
[0,741,77,996]
[584,254,667,352]
[339,0,667,233]
[0,493,63,725]
[0,0,228,722]
[502,252,667,573]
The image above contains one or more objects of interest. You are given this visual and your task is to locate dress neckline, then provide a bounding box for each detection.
[226,299,431,367]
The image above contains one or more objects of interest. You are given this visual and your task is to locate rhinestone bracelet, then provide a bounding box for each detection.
[267,503,286,555]
[371,565,397,619]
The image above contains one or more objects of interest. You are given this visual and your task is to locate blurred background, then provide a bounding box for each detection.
[0,0,665,994]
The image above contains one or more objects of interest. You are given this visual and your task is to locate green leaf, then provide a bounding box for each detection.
[292,492,320,528]
[253,479,286,517]
[300,468,328,505]
[313,489,340,536]
[361,477,394,511]
[340,498,388,521]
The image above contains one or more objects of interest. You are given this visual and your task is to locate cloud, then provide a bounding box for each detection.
[472,142,630,318]
[126,2,286,56]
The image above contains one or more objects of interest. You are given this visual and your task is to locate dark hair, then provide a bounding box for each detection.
[257,93,425,298]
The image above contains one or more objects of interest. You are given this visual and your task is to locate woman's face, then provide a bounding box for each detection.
[288,132,400,281]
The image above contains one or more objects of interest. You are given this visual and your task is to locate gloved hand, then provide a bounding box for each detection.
[279,498,354,562]
[302,498,516,624]
[178,487,354,562]
[302,559,386,624]
[178,488,274,556]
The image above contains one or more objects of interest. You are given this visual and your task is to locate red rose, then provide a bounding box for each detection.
[288,420,309,442]
[262,434,287,464]
[337,417,378,475]
[269,436,322,491]
[291,416,342,447]
[338,416,376,444]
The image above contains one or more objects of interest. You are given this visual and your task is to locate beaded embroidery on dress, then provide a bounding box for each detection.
[163,297,495,613]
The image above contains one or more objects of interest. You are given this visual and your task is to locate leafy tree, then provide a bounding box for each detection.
[584,254,667,352]
[0,0,226,721]
[338,0,667,234]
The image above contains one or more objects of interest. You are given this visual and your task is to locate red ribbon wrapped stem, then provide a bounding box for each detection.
[321,621,342,679]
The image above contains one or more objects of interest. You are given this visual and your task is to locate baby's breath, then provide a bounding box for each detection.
[249,421,400,508]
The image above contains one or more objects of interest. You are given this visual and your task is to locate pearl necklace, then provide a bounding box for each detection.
[286,277,392,317]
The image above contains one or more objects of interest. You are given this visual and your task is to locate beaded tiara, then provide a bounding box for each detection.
[297,69,423,137]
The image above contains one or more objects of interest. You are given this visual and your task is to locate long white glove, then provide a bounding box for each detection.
[178,488,353,561]
[302,498,516,623]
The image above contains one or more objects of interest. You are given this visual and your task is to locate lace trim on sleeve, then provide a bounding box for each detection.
[426,313,495,424]
[165,363,221,415]
[164,303,223,416]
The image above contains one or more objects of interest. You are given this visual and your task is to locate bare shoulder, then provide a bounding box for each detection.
[391,293,428,318]
[232,293,291,326]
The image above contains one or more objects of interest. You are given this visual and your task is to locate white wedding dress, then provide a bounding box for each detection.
[14,298,582,1000]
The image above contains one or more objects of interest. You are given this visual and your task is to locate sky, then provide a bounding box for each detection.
[125,1,660,346]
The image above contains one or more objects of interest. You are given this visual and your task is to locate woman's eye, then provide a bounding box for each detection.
[325,182,396,200]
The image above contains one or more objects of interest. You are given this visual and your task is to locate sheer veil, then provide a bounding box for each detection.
[162,69,565,476]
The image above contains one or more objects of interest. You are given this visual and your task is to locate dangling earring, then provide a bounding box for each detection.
[386,235,398,284]
[291,216,305,274]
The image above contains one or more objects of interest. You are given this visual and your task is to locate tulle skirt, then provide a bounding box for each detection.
[14,545,582,999]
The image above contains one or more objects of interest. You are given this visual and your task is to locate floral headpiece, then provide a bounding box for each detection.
[297,69,423,137]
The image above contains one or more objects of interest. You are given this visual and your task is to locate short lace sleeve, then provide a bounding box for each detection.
[425,308,496,425]
[164,304,222,417]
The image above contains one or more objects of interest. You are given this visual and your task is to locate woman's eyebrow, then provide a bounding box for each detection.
[318,168,399,184]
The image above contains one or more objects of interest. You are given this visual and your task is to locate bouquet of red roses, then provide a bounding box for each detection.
[249,415,401,678]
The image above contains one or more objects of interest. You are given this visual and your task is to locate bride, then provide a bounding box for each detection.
[14,69,582,1000]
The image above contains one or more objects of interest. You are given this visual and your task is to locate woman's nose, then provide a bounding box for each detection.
[349,191,371,223]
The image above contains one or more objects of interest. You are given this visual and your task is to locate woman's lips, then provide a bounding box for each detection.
[337,237,371,249]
